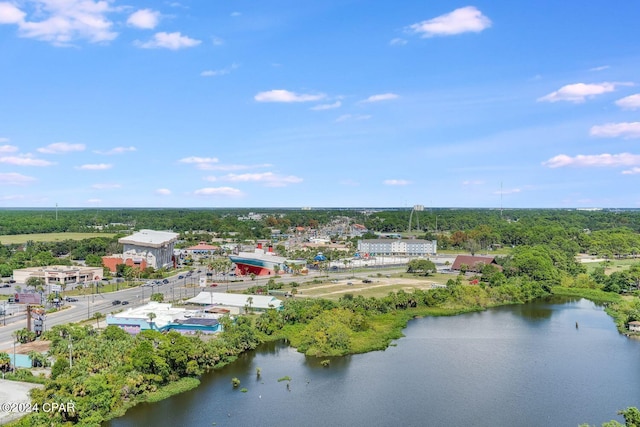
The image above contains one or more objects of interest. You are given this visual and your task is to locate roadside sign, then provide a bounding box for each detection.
[50,284,62,292]
[199,277,207,287]
[15,293,42,305]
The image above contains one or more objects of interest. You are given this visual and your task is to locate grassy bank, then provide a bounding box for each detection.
[551,286,623,304]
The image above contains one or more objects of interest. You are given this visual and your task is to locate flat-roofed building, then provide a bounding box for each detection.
[12,265,103,285]
[357,239,437,256]
[103,229,179,271]
[186,291,283,313]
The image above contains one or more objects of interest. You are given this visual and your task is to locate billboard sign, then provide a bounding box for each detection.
[50,284,62,292]
[14,293,42,305]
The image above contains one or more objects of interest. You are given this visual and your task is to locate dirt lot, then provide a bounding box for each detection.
[0,340,51,355]
[296,275,448,300]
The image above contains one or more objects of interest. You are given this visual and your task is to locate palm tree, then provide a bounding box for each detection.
[147,312,157,329]
[93,312,105,329]
[246,296,254,313]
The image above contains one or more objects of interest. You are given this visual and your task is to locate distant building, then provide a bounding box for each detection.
[184,242,219,255]
[12,265,103,285]
[106,302,222,335]
[103,229,179,272]
[357,239,437,256]
[451,255,498,272]
[629,321,640,332]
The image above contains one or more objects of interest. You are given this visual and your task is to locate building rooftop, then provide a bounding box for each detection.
[187,292,283,310]
[119,229,180,248]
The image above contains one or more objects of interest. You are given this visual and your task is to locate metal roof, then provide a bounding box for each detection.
[187,292,283,310]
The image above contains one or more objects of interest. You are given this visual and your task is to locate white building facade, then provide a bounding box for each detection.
[357,239,437,256]
[118,229,180,269]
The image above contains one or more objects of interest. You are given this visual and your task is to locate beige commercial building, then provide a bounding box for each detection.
[12,265,104,285]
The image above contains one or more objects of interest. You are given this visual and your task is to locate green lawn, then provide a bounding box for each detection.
[582,258,640,274]
[0,232,117,244]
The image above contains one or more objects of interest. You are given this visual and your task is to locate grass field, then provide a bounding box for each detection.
[0,232,117,245]
[581,258,640,274]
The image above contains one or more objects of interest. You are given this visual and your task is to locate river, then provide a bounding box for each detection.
[105,297,640,427]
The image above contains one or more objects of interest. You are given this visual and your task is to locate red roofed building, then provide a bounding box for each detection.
[451,255,498,272]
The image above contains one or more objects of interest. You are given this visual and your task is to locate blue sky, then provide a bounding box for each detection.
[1,1,639,209]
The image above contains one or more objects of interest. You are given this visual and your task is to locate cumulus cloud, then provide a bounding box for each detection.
[179,156,219,170]
[155,188,171,195]
[0,172,36,185]
[37,142,85,154]
[0,144,18,153]
[0,155,53,166]
[194,187,244,197]
[91,183,121,189]
[0,2,25,24]
[136,32,201,50]
[254,90,325,103]
[361,93,399,103]
[542,153,640,168]
[537,82,630,103]
[94,146,137,155]
[383,179,411,186]
[221,172,303,187]
[336,114,371,122]
[201,63,239,77]
[590,122,640,139]
[127,9,160,29]
[311,101,341,111]
[6,0,118,46]
[615,94,640,110]
[389,38,407,46]
[76,163,112,170]
[407,6,491,38]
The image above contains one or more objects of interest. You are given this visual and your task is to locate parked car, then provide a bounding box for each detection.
[65,297,78,302]
[121,301,129,305]
[162,279,169,284]
[112,300,122,305]
[362,279,372,283]
[210,283,218,287]
[0,284,10,288]
[347,282,353,286]
[178,275,185,279]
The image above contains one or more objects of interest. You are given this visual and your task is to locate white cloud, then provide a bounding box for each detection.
[407,6,491,38]
[203,163,272,172]
[336,114,371,122]
[383,179,411,186]
[311,101,341,111]
[0,137,9,143]
[222,172,303,187]
[91,183,121,189]
[389,38,407,46]
[204,176,217,182]
[0,144,18,153]
[537,82,630,103]
[589,65,610,72]
[127,9,160,29]
[194,187,244,197]
[211,36,224,46]
[494,188,521,195]
[590,122,640,139]
[0,155,53,166]
[201,63,239,77]
[230,11,241,17]
[87,198,102,204]
[0,195,26,201]
[543,153,640,168]
[76,163,112,170]
[0,2,25,24]
[255,90,325,103]
[615,94,640,110]
[37,142,85,154]
[94,146,137,155]
[13,0,118,46]
[0,172,36,185]
[179,156,220,170]
[137,32,201,50]
[361,93,399,103]
[462,180,484,185]
[622,167,640,175]
[155,188,171,195]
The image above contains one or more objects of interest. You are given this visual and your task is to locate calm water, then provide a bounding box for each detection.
[106,297,640,427]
